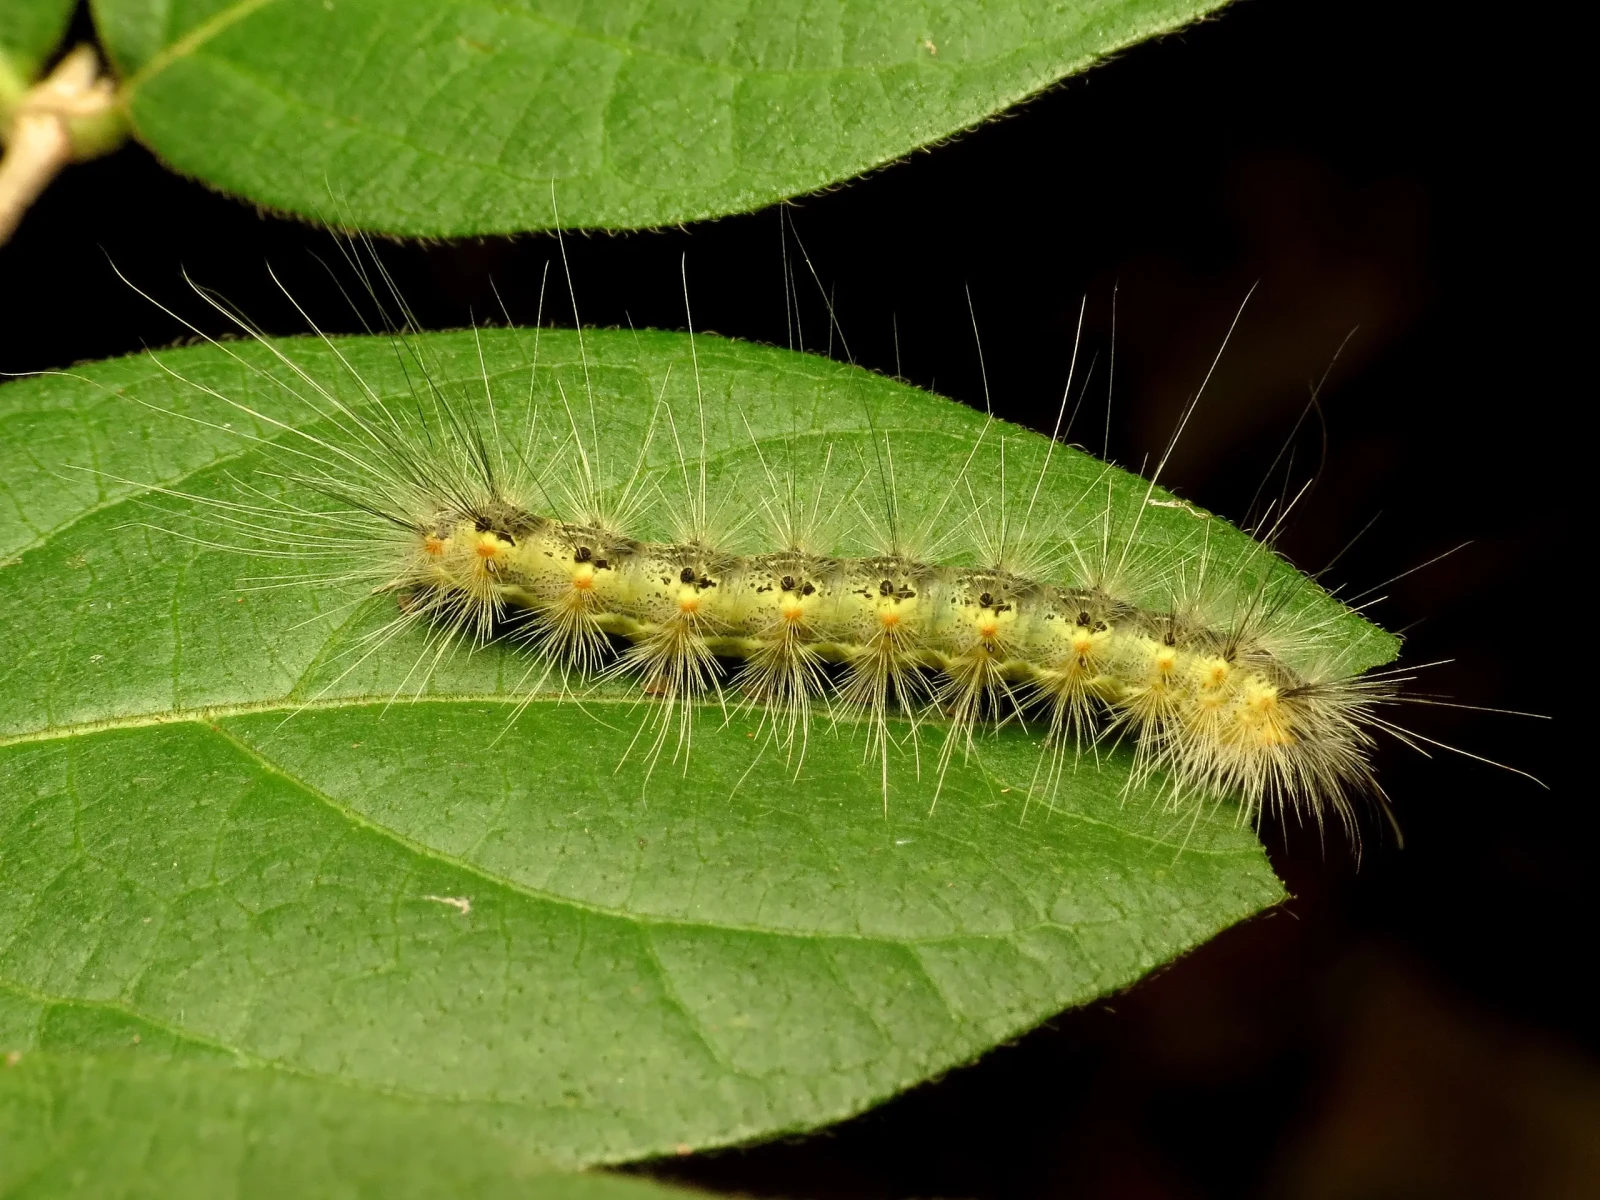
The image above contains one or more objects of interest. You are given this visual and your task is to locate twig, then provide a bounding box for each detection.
[0,46,126,246]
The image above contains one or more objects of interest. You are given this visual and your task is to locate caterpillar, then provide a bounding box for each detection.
[113,260,1431,844]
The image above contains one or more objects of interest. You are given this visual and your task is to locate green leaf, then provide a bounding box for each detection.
[0,0,77,93]
[0,329,1390,1164]
[0,1052,706,1198]
[94,0,1228,235]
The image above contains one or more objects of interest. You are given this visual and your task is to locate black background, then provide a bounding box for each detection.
[2,1,1589,1196]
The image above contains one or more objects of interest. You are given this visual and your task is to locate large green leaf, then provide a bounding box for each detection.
[0,1053,704,1198]
[0,329,1391,1165]
[92,0,1228,234]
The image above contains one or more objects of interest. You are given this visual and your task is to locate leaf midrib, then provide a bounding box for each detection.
[122,0,280,92]
[0,694,1257,864]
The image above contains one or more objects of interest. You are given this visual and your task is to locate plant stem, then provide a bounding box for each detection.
[0,46,126,246]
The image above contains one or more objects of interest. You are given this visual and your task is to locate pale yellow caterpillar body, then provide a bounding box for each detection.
[412,500,1379,824]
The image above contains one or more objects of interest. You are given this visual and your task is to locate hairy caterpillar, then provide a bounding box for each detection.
[108,259,1442,845]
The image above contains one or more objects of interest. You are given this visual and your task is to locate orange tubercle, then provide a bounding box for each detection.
[879,610,901,628]
[474,534,503,560]
[422,535,446,557]
[679,595,700,614]
[780,598,805,622]
[571,564,595,591]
